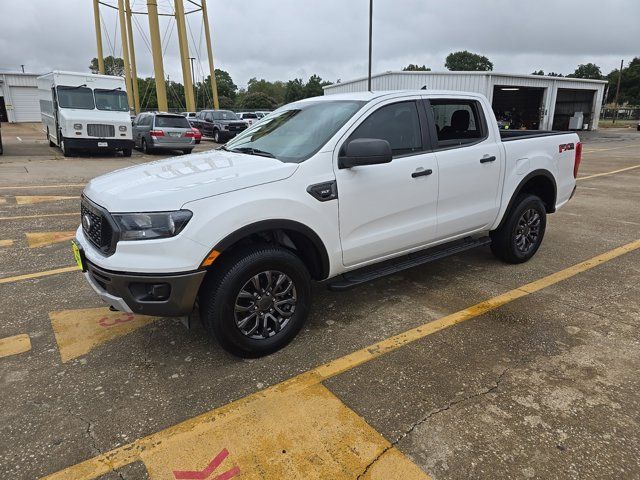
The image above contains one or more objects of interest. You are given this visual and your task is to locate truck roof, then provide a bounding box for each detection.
[303,90,485,103]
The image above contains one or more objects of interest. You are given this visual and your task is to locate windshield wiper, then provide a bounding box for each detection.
[229,147,275,158]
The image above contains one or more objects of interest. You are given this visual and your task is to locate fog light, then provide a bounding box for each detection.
[129,282,171,301]
[119,125,127,132]
[74,123,82,130]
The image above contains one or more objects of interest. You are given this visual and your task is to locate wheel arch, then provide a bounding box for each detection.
[209,219,331,281]
[497,169,557,230]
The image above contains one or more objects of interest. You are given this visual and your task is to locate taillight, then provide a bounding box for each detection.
[184,131,196,138]
[573,142,582,178]
[150,130,164,137]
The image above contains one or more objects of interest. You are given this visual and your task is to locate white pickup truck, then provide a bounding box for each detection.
[73,91,581,357]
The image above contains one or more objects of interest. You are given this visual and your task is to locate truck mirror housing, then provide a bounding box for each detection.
[338,138,393,169]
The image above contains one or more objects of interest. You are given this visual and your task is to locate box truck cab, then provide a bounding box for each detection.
[37,71,134,157]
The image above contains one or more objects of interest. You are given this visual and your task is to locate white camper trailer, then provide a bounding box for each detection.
[37,71,134,156]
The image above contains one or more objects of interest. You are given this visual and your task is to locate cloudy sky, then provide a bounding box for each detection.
[1,0,638,88]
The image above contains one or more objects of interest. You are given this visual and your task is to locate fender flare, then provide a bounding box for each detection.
[212,219,331,280]
[496,169,557,229]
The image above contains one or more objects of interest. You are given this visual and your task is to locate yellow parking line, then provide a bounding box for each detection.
[15,195,78,205]
[0,239,14,247]
[0,183,85,190]
[42,239,640,480]
[583,144,638,153]
[0,266,78,285]
[0,212,77,221]
[0,334,32,358]
[577,164,640,181]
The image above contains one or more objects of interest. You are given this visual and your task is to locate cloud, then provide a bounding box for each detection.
[1,0,638,87]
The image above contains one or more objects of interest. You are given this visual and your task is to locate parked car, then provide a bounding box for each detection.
[182,111,197,120]
[255,111,271,119]
[236,112,260,127]
[74,90,581,357]
[191,126,202,144]
[190,109,248,143]
[37,71,134,157]
[132,112,195,154]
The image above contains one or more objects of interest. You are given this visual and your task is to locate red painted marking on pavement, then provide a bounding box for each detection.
[173,448,240,480]
[98,313,135,328]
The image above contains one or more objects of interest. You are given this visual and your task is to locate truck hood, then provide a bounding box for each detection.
[83,149,298,212]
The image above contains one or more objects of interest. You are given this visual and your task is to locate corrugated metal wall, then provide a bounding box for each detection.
[324,72,606,130]
[0,73,41,122]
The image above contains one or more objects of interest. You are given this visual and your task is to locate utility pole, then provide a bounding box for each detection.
[125,0,140,113]
[612,59,623,124]
[368,0,373,91]
[201,0,219,109]
[92,0,105,74]
[174,0,195,112]
[117,0,134,110]
[147,0,168,111]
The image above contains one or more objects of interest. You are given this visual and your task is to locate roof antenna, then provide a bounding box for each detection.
[367,0,373,92]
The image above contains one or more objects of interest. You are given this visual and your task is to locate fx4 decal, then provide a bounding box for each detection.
[559,143,575,153]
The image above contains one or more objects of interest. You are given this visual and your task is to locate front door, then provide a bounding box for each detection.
[335,99,439,267]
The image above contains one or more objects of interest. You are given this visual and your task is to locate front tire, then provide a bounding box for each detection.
[60,137,72,157]
[199,245,311,357]
[213,129,221,143]
[122,148,132,157]
[490,194,546,264]
[182,148,193,155]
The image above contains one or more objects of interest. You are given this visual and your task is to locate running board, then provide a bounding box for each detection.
[327,236,491,291]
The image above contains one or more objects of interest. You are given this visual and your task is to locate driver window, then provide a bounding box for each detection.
[348,101,422,157]
[205,112,213,122]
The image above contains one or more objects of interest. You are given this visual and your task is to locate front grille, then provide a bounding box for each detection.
[81,198,115,254]
[87,124,115,138]
[228,122,248,131]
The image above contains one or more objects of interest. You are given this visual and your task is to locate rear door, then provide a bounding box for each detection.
[425,97,503,239]
[335,98,439,267]
[154,115,193,146]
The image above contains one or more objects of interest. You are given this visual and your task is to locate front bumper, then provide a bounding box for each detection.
[84,260,206,316]
[65,137,134,151]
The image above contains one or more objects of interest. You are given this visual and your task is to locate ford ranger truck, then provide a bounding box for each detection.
[72,91,581,357]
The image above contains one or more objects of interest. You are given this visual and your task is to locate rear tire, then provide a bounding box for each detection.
[122,148,132,157]
[490,194,546,264]
[142,138,152,154]
[182,148,193,155]
[47,129,55,147]
[199,245,311,357]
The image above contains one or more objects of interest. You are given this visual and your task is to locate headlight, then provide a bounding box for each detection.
[222,125,228,130]
[119,125,127,132]
[74,123,82,130]
[112,210,192,241]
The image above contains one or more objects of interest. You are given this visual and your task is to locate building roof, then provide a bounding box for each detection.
[324,70,608,91]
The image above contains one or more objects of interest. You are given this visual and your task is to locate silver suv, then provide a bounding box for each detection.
[133,112,196,154]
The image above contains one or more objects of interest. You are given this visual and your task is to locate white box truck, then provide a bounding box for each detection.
[37,71,134,157]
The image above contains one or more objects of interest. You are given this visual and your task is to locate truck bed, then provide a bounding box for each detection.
[500,130,570,141]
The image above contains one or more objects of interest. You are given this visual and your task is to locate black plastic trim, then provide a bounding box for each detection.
[496,169,557,230]
[212,219,331,280]
[65,137,134,150]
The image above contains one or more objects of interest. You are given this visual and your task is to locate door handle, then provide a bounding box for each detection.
[411,168,433,178]
[480,156,496,163]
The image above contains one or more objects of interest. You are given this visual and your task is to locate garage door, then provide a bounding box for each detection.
[11,86,41,122]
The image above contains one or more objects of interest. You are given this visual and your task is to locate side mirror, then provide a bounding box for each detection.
[338,138,393,169]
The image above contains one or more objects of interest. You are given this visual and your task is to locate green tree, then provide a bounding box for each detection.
[445,51,493,71]
[238,92,278,110]
[606,58,640,105]
[284,78,305,103]
[89,56,125,76]
[547,72,564,77]
[403,64,431,71]
[137,77,157,110]
[531,70,545,76]
[303,74,331,98]
[569,63,603,80]
[247,78,287,104]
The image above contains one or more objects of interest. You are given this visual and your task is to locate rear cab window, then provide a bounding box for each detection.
[428,99,487,148]
[155,115,191,128]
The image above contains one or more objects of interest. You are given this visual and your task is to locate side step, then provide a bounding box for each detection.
[327,236,491,291]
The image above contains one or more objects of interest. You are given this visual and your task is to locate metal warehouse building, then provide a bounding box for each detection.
[0,72,42,123]
[324,71,607,131]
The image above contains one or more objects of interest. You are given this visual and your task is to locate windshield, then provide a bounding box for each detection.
[212,110,238,120]
[155,115,191,128]
[225,100,365,163]
[57,86,95,110]
[242,113,258,119]
[94,89,129,112]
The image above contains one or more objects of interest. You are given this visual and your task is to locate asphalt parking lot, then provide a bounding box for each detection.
[1,122,639,480]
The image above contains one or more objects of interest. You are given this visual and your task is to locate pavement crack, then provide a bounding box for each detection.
[67,408,101,456]
[355,367,510,480]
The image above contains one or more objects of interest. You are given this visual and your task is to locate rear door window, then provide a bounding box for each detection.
[155,115,190,128]
[429,100,486,147]
[347,101,422,157]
